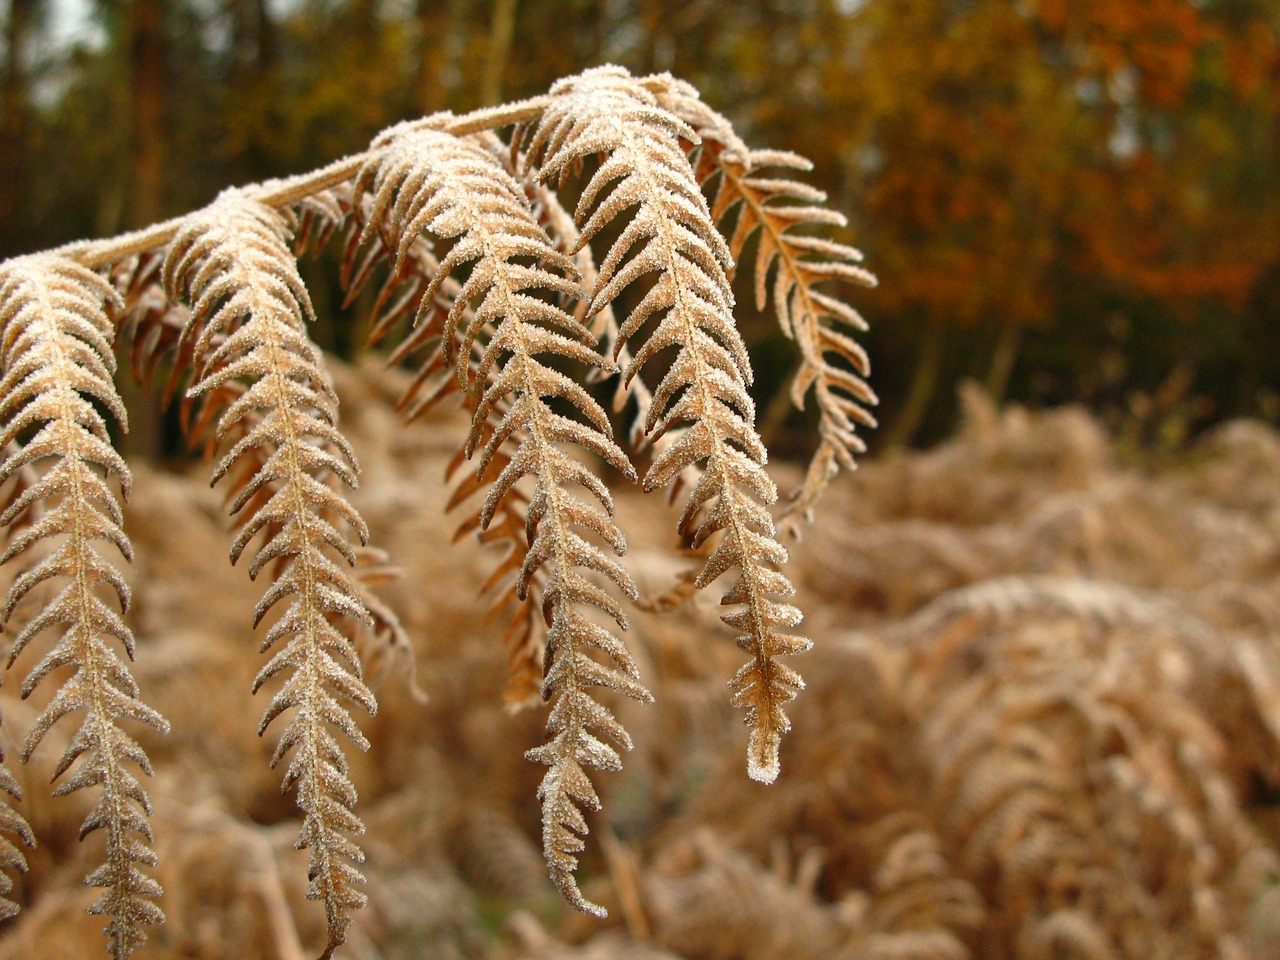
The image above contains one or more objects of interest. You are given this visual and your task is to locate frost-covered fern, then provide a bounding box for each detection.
[0,66,874,956]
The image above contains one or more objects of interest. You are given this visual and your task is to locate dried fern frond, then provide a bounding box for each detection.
[0,255,168,957]
[0,729,33,922]
[646,831,862,960]
[111,252,195,410]
[530,176,657,447]
[649,77,878,535]
[293,187,352,260]
[905,581,1266,960]
[447,445,547,710]
[0,450,39,922]
[340,151,551,710]
[162,194,375,958]
[338,170,553,712]
[858,813,984,957]
[356,122,653,915]
[526,65,807,783]
[346,546,423,702]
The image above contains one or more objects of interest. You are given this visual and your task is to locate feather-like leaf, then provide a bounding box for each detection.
[163,194,374,958]
[0,254,167,957]
[526,66,807,783]
[649,77,878,535]
[357,122,652,914]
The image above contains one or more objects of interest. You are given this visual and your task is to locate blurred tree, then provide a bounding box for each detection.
[850,0,1080,441]
[127,0,166,228]
[411,0,452,114]
[224,0,280,182]
[0,0,45,259]
[480,0,517,104]
[827,0,1280,443]
[0,0,1275,451]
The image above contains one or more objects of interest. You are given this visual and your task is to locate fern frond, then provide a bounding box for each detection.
[0,735,33,922]
[0,254,168,957]
[293,187,352,259]
[356,123,653,914]
[649,78,878,535]
[647,832,860,959]
[0,453,39,916]
[526,66,807,783]
[111,253,194,409]
[445,444,548,710]
[337,168,550,709]
[859,813,985,955]
[162,194,375,958]
[347,546,424,702]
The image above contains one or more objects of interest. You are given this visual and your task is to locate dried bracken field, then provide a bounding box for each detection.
[1,361,1278,960]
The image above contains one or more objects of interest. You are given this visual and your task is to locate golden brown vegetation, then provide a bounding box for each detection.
[2,62,1279,960]
[0,364,1278,959]
[0,67,875,957]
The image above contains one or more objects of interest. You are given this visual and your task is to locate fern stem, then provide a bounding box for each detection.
[649,206,788,782]
[53,97,550,271]
[55,337,145,960]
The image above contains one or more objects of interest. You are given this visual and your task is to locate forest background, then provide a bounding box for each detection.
[2,0,1277,455]
[2,4,1280,958]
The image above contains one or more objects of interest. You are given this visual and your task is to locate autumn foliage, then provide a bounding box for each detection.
[1,0,1277,445]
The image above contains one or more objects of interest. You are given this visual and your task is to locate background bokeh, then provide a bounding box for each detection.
[3,4,1280,959]
[2,0,1277,451]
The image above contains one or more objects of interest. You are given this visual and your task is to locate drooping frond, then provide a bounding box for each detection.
[649,76,878,535]
[531,175,657,447]
[445,443,548,710]
[356,122,589,390]
[293,187,352,260]
[356,122,653,914]
[162,194,375,958]
[0,453,38,922]
[0,255,168,957]
[525,65,807,783]
[333,164,550,709]
[111,253,195,412]
[346,546,423,701]
[0,723,33,922]
[533,176,708,618]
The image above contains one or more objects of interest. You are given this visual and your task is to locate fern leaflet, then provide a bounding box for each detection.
[163,195,375,958]
[0,255,168,958]
[651,77,878,535]
[356,122,652,913]
[526,66,807,783]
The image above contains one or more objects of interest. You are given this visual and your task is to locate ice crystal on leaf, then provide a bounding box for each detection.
[0,255,167,959]
[0,66,875,946]
[525,66,809,783]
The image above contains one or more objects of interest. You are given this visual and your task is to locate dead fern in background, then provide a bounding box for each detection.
[0,67,873,956]
[0,361,1276,960]
[6,60,1274,960]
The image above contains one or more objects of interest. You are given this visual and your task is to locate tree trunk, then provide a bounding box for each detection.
[0,0,36,258]
[480,0,518,106]
[984,318,1022,404]
[128,0,166,229]
[413,0,452,115]
[227,0,277,182]
[122,0,168,460]
[230,0,277,83]
[885,316,944,449]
